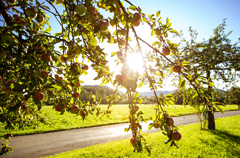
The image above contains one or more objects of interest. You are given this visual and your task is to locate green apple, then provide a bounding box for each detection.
[75,4,86,16]
[35,13,45,23]
[99,20,108,31]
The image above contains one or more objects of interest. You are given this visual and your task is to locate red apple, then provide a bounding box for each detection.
[99,20,108,31]
[130,137,138,147]
[132,19,140,27]
[43,53,51,62]
[75,4,86,16]
[162,47,170,55]
[25,7,37,19]
[173,65,182,73]
[55,105,61,112]
[133,12,141,20]
[162,112,169,119]
[167,117,174,126]
[83,65,88,70]
[33,92,44,100]
[73,92,80,98]
[71,105,80,114]
[172,131,181,141]
[40,71,48,78]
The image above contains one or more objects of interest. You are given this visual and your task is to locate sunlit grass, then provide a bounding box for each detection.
[43,115,240,158]
[0,104,238,136]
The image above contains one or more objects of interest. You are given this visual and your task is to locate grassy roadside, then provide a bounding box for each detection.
[44,115,240,158]
[0,104,239,136]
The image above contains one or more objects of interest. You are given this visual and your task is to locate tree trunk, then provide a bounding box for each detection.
[207,70,215,130]
[208,110,215,130]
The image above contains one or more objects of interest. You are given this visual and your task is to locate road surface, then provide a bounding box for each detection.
[2,110,240,158]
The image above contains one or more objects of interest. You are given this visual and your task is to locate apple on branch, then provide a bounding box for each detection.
[70,105,80,114]
[172,131,181,141]
[133,12,141,20]
[33,92,44,100]
[75,4,86,16]
[25,7,37,19]
[132,19,140,27]
[130,137,138,147]
[99,20,109,32]
[173,65,182,73]
[162,47,170,55]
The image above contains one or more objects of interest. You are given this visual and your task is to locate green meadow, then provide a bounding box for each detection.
[0,104,238,136]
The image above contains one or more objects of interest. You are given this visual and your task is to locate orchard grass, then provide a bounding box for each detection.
[44,115,240,158]
[0,104,238,136]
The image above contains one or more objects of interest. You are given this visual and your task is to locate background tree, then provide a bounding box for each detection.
[225,86,240,109]
[180,19,240,129]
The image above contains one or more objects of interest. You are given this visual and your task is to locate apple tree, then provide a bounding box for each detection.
[179,20,240,129]
[0,0,217,155]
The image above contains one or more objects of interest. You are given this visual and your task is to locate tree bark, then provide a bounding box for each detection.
[208,109,215,130]
[207,70,215,130]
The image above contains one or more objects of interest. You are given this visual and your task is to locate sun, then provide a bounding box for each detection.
[126,52,145,73]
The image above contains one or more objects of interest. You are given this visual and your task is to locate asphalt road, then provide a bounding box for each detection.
[2,110,240,158]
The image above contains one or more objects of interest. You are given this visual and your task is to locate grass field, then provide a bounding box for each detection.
[0,104,239,136]
[43,115,240,158]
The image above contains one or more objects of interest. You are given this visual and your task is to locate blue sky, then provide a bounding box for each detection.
[130,0,240,43]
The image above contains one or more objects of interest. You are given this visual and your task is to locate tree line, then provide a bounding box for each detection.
[56,85,240,107]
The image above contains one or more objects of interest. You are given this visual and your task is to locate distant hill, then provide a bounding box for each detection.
[139,90,175,97]
[83,85,176,97]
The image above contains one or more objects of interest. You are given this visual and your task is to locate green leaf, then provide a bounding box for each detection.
[180,80,186,88]
[169,67,173,74]
[148,123,153,130]
[90,36,97,46]
[138,82,144,88]
[136,97,143,104]
[166,17,170,26]
[129,5,136,10]
[156,10,160,18]
[124,128,130,132]
[209,82,215,87]
[170,29,179,34]
[44,27,52,33]
[152,41,158,46]
[51,85,62,90]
